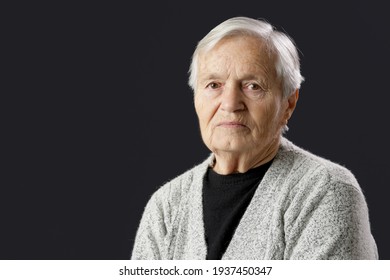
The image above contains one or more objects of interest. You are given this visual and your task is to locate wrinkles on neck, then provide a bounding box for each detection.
[212,137,280,175]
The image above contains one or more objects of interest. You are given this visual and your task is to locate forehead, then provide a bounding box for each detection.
[198,35,276,78]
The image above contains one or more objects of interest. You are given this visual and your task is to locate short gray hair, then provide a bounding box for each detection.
[188,17,304,98]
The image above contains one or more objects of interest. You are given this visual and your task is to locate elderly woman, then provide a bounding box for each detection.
[131,17,378,260]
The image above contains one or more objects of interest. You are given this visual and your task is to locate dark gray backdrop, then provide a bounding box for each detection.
[2,0,389,259]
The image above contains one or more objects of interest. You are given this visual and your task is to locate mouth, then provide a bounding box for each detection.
[216,121,248,128]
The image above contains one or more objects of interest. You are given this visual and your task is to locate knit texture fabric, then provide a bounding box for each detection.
[131,138,378,259]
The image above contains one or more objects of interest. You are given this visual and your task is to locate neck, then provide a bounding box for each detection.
[212,137,281,175]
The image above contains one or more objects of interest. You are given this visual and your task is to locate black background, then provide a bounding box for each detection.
[2,0,389,259]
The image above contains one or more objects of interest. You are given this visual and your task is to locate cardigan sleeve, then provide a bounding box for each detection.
[131,189,170,260]
[283,181,378,260]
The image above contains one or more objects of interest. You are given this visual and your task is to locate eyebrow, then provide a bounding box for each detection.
[198,74,222,81]
[199,73,267,82]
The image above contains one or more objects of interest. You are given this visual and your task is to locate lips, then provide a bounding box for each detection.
[217,121,248,128]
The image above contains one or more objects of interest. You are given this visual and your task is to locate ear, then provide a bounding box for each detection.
[284,89,299,122]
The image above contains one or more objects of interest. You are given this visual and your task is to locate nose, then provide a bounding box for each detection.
[220,84,245,112]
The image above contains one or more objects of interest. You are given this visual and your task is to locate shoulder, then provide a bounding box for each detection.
[278,137,360,190]
[274,137,367,218]
[277,140,375,257]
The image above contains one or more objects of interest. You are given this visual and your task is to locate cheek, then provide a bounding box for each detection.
[251,101,282,132]
[195,94,215,127]
[194,99,210,137]
[194,95,204,123]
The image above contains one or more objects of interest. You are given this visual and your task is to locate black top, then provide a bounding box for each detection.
[203,160,273,260]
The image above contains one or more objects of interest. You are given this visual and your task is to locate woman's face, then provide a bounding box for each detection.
[194,36,294,156]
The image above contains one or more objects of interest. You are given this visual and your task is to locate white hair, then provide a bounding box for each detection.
[188,17,304,98]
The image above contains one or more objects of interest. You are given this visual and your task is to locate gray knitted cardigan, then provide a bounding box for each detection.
[131,138,378,259]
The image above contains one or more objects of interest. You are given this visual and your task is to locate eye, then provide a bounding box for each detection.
[243,82,267,99]
[247,83,262,91]
[206,82,221,89]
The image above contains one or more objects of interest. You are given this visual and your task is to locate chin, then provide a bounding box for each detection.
[211,139,250,153]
